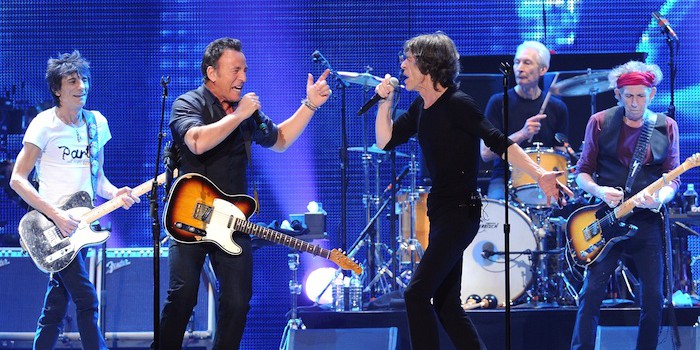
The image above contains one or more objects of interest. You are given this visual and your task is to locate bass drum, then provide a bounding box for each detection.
[461,199,538,306]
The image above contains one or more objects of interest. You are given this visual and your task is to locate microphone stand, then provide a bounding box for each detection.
[388,77,402,292]
[150,75,170,350]
[663,27,678,119]
[312,51,350,258]
[498,62,512,350]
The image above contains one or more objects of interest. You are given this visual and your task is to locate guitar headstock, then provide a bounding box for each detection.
[329,249,363,275]
[686,153,700,168]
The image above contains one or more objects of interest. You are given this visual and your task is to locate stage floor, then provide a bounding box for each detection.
[298,306,700,350]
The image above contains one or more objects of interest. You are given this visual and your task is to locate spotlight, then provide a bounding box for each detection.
[304,267,339,304]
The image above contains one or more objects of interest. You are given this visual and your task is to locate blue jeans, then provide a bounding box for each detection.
[570,210,665,350]
[34,249,107,350]
[159,237,253,350]
[404,196,486,350]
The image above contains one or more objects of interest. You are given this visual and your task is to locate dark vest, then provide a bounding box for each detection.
[595,106,669,195]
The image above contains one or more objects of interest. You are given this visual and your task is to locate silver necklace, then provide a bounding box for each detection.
[57,110,83,142]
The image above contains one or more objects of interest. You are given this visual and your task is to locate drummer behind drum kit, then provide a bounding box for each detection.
[337,68,618,309]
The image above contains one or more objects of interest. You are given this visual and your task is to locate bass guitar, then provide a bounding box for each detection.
[567,153,700,266]
[19,173,167,273]
[163,173,362,274]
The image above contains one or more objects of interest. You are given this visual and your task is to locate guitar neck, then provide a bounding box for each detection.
[614,160,691,220]
[233,219,331,259]
[82,173,167,224]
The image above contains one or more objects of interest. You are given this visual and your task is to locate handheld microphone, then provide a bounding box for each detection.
[555,132,578,163]
[252,111,269,136]
[383,165,411,196]
[652,12,679,42]
[357,77,399,116]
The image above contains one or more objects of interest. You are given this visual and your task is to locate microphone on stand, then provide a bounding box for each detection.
[555,132,578,163]
[382,164,411,196]
[652,11,679,42]
[357,77,399,116]
[311,50,325,62]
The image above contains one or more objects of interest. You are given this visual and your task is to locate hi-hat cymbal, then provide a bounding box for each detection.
[337,71,382,87]
[550,70,612,97]
[347,144,409,157]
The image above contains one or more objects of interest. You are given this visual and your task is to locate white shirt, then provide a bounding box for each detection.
[22,107,111,205]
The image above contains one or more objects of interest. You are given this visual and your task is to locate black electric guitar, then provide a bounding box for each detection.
[19,173,167,273]
[566,153,700,266]
[163,173,362,274]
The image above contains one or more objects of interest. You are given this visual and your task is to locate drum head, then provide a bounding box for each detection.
[461,199,537,306]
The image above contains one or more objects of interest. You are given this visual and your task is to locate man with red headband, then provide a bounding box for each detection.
[570,61,680,350]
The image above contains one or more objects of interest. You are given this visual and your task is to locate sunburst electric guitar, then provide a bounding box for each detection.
[163,173,362,274]
[567,153,700,266]
[19,173,167,273]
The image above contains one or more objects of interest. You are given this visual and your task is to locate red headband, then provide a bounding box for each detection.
[617,71,655,88]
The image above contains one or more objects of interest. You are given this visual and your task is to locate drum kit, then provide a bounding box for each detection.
[339,68,616,308]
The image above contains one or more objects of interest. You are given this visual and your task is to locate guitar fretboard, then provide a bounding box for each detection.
[82,173,166,224]
[233,218,331,258]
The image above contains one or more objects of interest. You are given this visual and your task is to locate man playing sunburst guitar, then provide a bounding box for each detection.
[570,61,681,350]
[158,37,332,350]
[9,51,139,350]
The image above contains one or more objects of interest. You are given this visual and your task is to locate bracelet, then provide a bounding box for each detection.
[301,98,318,112]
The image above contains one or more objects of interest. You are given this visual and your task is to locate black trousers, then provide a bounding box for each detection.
[159,236,253,350]
[404,197,487,350]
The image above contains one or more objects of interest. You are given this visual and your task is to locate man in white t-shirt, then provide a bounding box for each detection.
[10,51,139,350]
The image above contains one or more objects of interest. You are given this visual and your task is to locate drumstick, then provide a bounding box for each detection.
[528,72,560,143]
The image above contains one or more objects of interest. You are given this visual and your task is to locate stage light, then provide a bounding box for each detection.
[304,267,340,304]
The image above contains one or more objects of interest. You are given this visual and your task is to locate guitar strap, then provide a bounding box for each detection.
[624,113,657,194]
[83,110,99,203]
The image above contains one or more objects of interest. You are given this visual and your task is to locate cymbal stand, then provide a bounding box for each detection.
[279,251,304,350]
[393,145,424,290]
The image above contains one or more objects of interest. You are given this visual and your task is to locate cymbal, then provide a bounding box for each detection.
[347,144,409,158]
[337,71,382,87]
[550,70,612,97]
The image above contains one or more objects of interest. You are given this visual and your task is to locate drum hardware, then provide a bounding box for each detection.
[602,261,638,307]
[279,252,305,350]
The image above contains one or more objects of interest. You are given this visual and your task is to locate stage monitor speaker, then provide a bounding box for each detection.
[0,248,79,333]
[96,247,214,333]
[596,326,698,350]
[287,327,398,350]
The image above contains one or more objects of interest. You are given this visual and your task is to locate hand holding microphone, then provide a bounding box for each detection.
[357,74,399,116]
[237,92,268,135]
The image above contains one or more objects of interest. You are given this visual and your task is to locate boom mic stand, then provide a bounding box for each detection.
[150,75,170,350]
[312,50,350,255]
[498,62,512,350]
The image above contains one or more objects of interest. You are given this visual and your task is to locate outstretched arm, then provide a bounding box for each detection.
[271,69,332,152]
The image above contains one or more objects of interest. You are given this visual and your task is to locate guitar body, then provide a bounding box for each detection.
[163,173,258,255]
[163,173,363,274]
[566,202,635,266]
[19,191,110,273]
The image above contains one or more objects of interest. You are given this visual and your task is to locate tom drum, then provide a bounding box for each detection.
[510,147,569,207]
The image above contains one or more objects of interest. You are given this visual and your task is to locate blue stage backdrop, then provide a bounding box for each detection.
[1,1,699,349]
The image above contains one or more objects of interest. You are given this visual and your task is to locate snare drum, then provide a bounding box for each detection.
[461,199,537,306]
[397,187,430,262]
[510,147,569,207]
